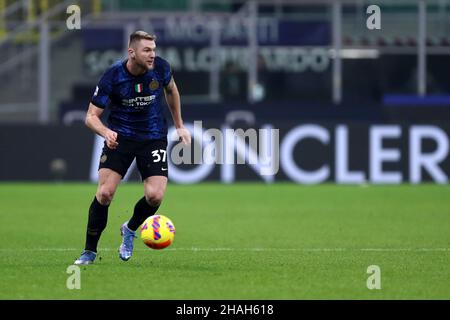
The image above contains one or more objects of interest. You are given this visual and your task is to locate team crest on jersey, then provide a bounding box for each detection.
[149,79,159,90]
[135,83,144,93]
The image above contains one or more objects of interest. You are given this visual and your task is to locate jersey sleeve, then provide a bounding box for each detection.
[162,59,173,87]
[90,68,113,109]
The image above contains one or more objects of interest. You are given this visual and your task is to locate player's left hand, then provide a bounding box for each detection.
[177,127,191,145]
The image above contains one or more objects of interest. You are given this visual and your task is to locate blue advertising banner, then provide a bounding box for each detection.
[81,18,330,50]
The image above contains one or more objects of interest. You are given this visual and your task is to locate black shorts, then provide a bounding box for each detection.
[98,135,168,180]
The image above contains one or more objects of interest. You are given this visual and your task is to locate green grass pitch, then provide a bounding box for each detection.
[0,183,449,299]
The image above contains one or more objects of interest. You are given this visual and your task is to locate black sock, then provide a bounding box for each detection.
[84,196,109,253]
[127,197,160,231]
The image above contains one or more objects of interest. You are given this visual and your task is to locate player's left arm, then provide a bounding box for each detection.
[164,77,191,145]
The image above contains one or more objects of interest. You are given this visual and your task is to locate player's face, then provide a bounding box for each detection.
[133,39,156,70]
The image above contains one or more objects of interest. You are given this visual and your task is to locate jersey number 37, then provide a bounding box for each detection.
[152,149,167,163]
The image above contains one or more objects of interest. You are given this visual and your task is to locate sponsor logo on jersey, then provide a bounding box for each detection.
[122,95,156,108]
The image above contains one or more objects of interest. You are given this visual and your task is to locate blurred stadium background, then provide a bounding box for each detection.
[0,0,449,183]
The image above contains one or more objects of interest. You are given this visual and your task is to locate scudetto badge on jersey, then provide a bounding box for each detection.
[135,83,143,93]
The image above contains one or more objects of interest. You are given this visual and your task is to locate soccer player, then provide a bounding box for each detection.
[74,31,191,265]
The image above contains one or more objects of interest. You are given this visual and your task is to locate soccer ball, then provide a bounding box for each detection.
[140,215,176,250]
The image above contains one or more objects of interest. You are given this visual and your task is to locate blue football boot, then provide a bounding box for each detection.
[74,250,97,265]
[118,222,137,261]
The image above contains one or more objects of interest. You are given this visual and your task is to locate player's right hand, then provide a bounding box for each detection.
[104,129,119,149]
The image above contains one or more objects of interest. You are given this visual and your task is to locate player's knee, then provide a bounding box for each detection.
[97,187,115,205]
[145,190,164,206]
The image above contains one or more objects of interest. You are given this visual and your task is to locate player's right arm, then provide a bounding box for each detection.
[88,66,118,149]
[85,103,118,149]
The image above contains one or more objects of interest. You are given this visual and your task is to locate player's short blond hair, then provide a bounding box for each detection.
[129,31,157,48]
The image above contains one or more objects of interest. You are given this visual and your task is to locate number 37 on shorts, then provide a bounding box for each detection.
[151,149,167,163]
[149,148,168,176]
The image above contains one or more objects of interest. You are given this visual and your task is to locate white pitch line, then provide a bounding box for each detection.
[0,248,449,252]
